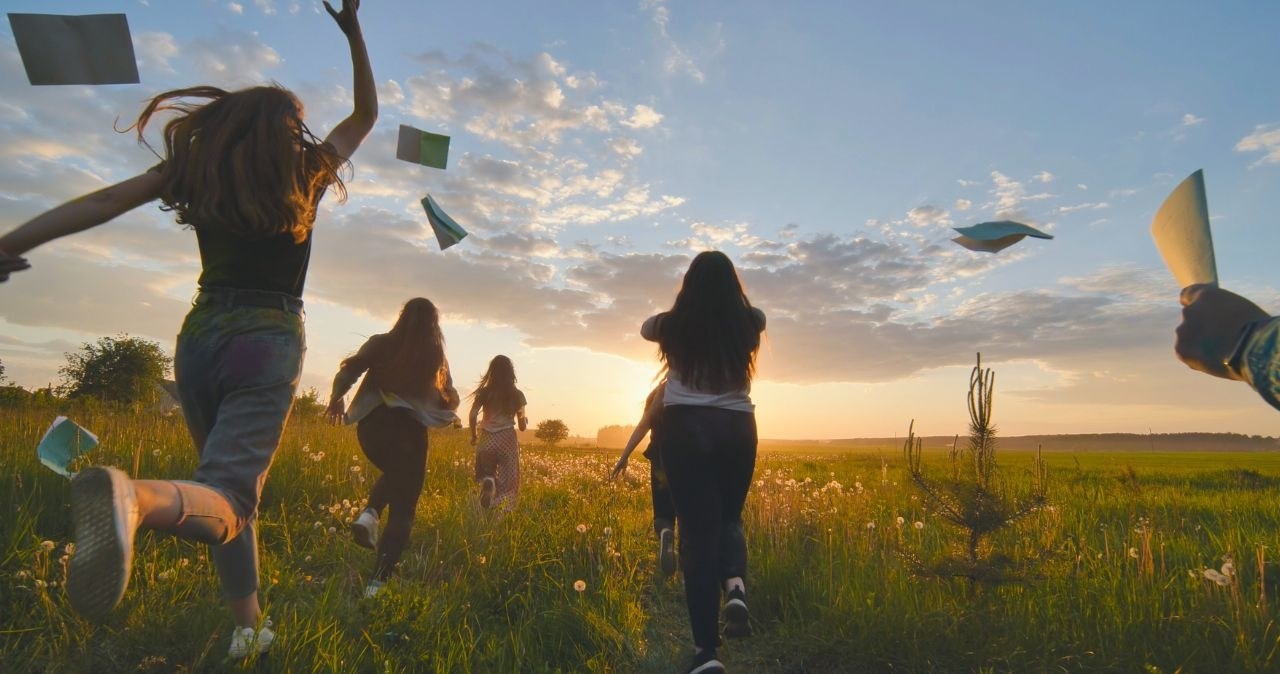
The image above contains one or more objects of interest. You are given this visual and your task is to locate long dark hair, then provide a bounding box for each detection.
[657,251,760,392]
[349,298,452,403]
[130,85,348,243]
[471,355,522,416]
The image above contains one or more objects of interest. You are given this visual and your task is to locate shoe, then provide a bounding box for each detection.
[687,650,725,674]
[66,466,139,621]
[479,477,496,508]
[363,579,386,598]
[722,587,751,638]
[228,619,275,658]
[351,508,378,550]
[658,528,677,577]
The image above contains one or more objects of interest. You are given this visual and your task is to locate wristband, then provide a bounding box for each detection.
[1223,320,1262,379]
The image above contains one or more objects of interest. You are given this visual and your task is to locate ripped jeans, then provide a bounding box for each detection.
[170,298,304,599]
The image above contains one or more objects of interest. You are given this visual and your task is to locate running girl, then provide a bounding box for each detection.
[467,355,528,509]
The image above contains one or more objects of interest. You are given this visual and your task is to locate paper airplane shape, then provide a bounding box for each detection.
[8,13,140,85]
[421,194,468,250]
[36,416,99,478]
[396,124,450,169]
[952,220,1054,253]
[1150,169,1217,288]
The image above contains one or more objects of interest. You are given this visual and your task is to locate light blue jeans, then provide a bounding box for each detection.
[171,298,304,599]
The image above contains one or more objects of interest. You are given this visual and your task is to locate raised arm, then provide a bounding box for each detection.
[0,172,163,280]
[322,0,377,160]
[468,399,481,445]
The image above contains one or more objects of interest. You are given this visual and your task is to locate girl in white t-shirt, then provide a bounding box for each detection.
[641,250,765,674]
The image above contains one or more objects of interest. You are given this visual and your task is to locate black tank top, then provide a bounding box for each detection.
[194,225,312,299]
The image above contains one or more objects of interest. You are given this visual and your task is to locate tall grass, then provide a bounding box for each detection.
[2,405,1279,672]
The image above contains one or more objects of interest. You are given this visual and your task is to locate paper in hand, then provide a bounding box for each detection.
[421,194,468,250]
[951,220,1053,253]
[8,13,140,85]
[396,124,450,169]
[1150,169,1217,288]
[36,416,99,478]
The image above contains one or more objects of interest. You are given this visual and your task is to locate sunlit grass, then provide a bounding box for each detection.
[2,405,1279,672]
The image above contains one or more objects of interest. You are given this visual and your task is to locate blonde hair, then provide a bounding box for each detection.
[130,85,348,242]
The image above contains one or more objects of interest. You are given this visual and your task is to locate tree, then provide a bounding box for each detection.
[0,356,6,384]
[59,335,172,406]
[293,387,325,418]
[596,424,635,449]
[535,419,570,447]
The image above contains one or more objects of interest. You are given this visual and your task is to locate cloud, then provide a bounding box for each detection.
[1181,113,1205,127]
[227,2,244,15]
[906,205,950,228]
[254,0,278,15]
[621,104,663,129]
[1056,201,1109,215]
[185,29,283,86]
[641,0,723,83]
[954,198,972,212]
[1236,123,1280,168]
[1033,171,1054,183]
[134,32,179,75]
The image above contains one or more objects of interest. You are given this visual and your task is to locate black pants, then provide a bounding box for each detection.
[356,405,429,581]
[657,405,757,651]
[643,441,677,536]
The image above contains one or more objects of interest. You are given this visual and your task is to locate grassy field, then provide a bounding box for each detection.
[3,405,1280,673]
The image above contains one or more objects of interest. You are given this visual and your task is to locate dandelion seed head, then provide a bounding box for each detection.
[40,540,54,551]
[573,580,586,592]
[576,523,587,534]
[866,521,876,530]
[896,516,905,527]
[914,521,924,530]
[1129,547,1139,559]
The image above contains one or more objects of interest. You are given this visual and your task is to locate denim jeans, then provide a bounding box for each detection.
[657,405,757,651]
[171,300,305,599]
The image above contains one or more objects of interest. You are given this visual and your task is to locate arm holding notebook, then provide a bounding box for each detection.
[1176,283,1280,410]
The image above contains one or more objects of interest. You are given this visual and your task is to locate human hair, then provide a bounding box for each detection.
[657,250,760,392]
[347,298,452,403]
[471,355,522,416]
[129,85,348,243]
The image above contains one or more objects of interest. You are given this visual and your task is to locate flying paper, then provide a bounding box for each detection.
[8,13,140,85]
[36,416,99,478]
[421,194,468,250]
[1150,169,1217,288]
[951,220,1053,253]
[396,124,450,169]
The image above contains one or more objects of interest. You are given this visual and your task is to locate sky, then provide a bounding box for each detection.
[1,0,1279,439]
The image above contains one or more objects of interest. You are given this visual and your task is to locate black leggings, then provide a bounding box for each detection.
[643,441,677,536]
[356,405,429,581]
[657,405,756,651]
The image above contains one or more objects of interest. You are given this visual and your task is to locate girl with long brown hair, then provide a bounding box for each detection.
[641,250,765,674]
[468,355,528,509]
[0,0,376,659]
[325,298,459,598]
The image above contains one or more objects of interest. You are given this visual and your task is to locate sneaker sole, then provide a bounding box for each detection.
[351,521,376,550]
[67,468,131,621]
[689,659,725,674]
[723,598,751,638]
[659,529,677,577]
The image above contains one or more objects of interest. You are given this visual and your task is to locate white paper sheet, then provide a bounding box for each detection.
[1150,169,1217,288]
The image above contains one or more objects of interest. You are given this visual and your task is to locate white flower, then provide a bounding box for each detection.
[913,521,924,530]
[602,527,612,536]
[573,580,586,592]
[895,516,905,527]
[865,521,876,530]
[576,523,588,534]
[40,540,55,551]
[1221,561,1235,578]
[1129,547,1139,559]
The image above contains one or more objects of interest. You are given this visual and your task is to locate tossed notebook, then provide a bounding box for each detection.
[8,13,140,85]
[396,124,450,169]
[36,416,99,478]
[952,220,1053,253]
[1150,169,1217,288]
[421,194,468,250]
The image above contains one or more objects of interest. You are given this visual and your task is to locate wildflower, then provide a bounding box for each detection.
[1221,561,1235,578]
[865,521,876,530]
[152,449,161,456]
[1129,548,1139,560]
[573,580,586,592]
[913,521,924,530]
[1203,569,1231,586]
[477,555,487,565]
[180,558,190,567]
[895,516,905,527]
[35,579,46,588]
[314,521,323,528]
[349,465,361,473]
[343,499,351,508]
[576,523,588,534]
[65,543,75,554]
[327,527,337,534]
[15,570,28,579]
[40,540,55,551]
[158,570,173,581]
[602,527,612,536]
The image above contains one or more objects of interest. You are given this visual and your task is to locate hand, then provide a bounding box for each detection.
[1176,284,1270,380]
[323,0,362,36]
[0,246,31,283]
[608,458,628,481]
[470,432,478,446]
[517,416,528,432]
[323,398,345,425]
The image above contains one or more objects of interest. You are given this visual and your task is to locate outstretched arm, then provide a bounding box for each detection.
[322,0,377,160]
[609,385,665,480]
[0,172,163,278]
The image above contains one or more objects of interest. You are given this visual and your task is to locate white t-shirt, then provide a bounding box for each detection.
[641,307,765,413]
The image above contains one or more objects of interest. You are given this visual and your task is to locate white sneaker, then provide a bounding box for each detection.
[352,508,378,550]
[228,619,275,659]
[363,579,386,598]
[67,466,139,622]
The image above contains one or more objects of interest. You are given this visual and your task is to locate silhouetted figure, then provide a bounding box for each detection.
[609,382,679,577]
[468,355,529,509]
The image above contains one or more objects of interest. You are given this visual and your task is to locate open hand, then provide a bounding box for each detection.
[0,247,30,282]
[324,399,345,425]
[1176,284,1269,380]
[607,458,628,481]
[323,0,362,36]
